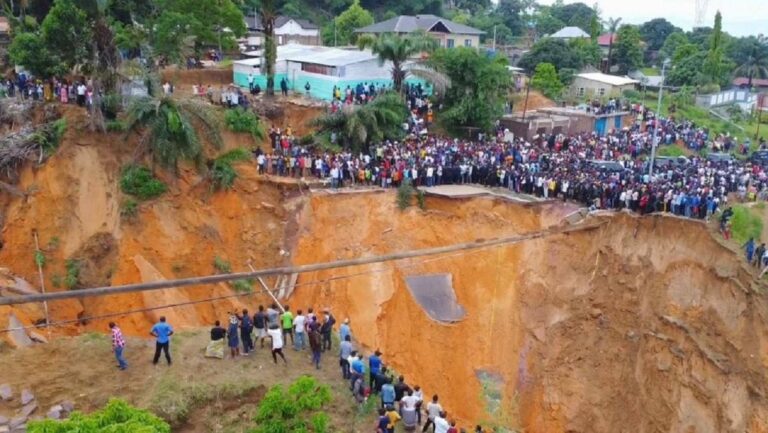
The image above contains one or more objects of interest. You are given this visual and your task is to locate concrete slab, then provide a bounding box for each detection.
[419,184,545,204]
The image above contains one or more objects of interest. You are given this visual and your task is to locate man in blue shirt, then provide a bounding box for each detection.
[381,378,396,410]
[150,316,174,365]
[369,350,382,389]
[339,318,351,342]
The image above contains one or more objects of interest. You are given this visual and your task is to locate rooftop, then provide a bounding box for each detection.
[355,15,484,35]
[733,77,768,87]
[575,72,639,86]
[597,33,617,46]
[245,14,318,32]
[550,26,590,39]
[234,43,378,68]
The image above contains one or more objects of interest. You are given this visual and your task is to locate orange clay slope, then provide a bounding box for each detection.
[287,191,768,433]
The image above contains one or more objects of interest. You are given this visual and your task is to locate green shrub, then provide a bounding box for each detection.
[731,205,763,245]
[213,256,232,274]
[416,190,426,210]
[622,89,641,101]
[65,259,80,290]
[396,181,415,210]
[656,146,685,157]
[34,250,46,268]
[230,279,253,293]
[210,148,251,191]
[32,118,67,154]
[251,376,332,433]
[51,274,62,288]
[106,120,126,132]
[101,93,123,120]
[224,108,265,139]
[120,165,167,200]
[28,398,170,433]
[121,198,139,219]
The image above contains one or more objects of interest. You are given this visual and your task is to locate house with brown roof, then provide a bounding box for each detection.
[354,15,485,49]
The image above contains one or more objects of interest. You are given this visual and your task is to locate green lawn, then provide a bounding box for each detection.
[731,205,763,245]
[640,67,660,76]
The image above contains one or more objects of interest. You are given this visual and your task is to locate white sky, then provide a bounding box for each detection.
[535,0,767,37]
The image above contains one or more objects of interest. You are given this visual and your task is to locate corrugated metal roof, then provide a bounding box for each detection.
[355,15,484,35]
[233,44,378,68]
[550,26,590,39]
[576,72,639,86]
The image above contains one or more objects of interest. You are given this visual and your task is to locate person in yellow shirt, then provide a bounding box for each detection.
[385,405,401,433]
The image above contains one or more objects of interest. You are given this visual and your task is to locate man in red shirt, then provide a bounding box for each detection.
[109,322,127,370]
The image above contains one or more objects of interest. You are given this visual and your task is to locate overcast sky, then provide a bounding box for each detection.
[535,0,767,37]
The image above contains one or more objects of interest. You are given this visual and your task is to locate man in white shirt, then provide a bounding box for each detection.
[267,327,287,364]
[247,73,254,90]
[293,310,306,350]
[433,411,450,433]
[76,83,87,107]
[422,395,443,432]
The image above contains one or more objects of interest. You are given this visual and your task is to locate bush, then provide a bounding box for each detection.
[416,190,426,210]
[213,256,232,274]
[622,89,641,101]
[251,376,332,433]
[396,181,415,210]
[210,148,251,191]
[64,258,81,290]
[231,279,254,293]
[120,198,138,219]
[106,120,126,132]
[224,108,265,139]
[101,93,123,120]
[28,398,170,433]
[31,118,67,155]
[120,165,167,200]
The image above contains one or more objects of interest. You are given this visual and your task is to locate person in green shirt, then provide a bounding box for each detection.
[281,306,294,345]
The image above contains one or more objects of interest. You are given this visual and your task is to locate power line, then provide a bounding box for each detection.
[0,223,601,307]
[0,244,498,334]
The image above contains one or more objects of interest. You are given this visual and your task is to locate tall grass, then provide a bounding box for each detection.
[731,205,763,245]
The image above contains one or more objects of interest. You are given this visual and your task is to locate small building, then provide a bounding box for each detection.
[538,107,634,136]
[500,111,572,141]
[570,72,638,98]
[355,15,484,49]
[549,26,590,41]
[232,44,427,100]
[243,14,320,49]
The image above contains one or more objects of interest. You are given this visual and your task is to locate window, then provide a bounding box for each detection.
[464,39,472,47]
[278,35,283,44]
[578,88,585,97]
[598,88,606,96]
[446,39,455,48]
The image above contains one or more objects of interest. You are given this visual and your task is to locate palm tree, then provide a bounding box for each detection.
[734,43,768,88]
[261,0,277,97]
[604,17,621,73]
[356,32,448,94]
[123,94,222,171]
[312,92,408,151]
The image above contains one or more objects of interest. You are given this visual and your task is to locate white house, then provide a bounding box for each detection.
[243,15,320,48]
[570,72,638,98]
[233,44,430,100]
[550,26,590,41]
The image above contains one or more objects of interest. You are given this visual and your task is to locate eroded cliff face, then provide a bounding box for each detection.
[288,192,768,433]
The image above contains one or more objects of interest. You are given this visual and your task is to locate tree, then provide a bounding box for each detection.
[667,50,706,87]
[518,38,581,73]
[357,32,441,93]
[734,42,768,88]
[571,38,601,69]
[639,18,679,52]
[453,0,491,14]
[261,0,278,96]
[333,0,373,45]
[659,32,688,62]
[151,12,201,65]
[613,24,643,74]
[28,399,170,432]
[531,62,563,99]
[123,93,223,171]
[603,17,621,72]
[8,32,62,77]
[532,5,565,36]
[160,0,245,52]
[312,92,408,151]
[550,1,596,32]
[429,48,510,133]
[496,0,530,35]
[703,10,724,85]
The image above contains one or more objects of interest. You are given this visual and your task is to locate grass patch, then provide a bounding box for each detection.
[32,118,67,155]
[656,145,685,157]
[731,205,764,245]
[213,256,232,274]
[224,108,265,140]
[106,119,126,132]
[120,165,167,200]
[640,67,660,75]
[253,376,332,433]
[120,198,139,220]
[149,377,258,425]
[230,278,254,293]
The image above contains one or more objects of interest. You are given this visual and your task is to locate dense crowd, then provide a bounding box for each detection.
[256,101,768,223]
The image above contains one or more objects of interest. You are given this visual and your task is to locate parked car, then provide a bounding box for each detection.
[750,150,768,164]
[706,152,733,163]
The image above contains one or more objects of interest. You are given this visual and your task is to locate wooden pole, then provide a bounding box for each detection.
[0,223,602,306]
[32,231,50,334]
[248,263,285,313]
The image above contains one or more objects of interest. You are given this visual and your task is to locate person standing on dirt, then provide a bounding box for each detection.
[109,322,127,370]
[321,309,336,351]
[247,73,254,91]
[293,309,307,350]
[422,395,443,433]
[150,316,174,366]
[305,81,311,96]
[280,78,288,96]
[433,411,450,433]
[745,237,756,263]
[268,325,288,365]
[369,350,383,389]
[227,314,240,359]
[254,305,267,348]
[394,375,412,414]
[309,317,322,369]
[339,335,353,379]
[281,306,294,345]
[755,243,766,268]
[340,318,352,342]
[381,378,396,409]
[240,309,254,355]
[267,303,280,330]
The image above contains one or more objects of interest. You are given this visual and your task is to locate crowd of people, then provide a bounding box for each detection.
[107,303,483,433]
[254,99,767,227]
[1,73,94,107]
